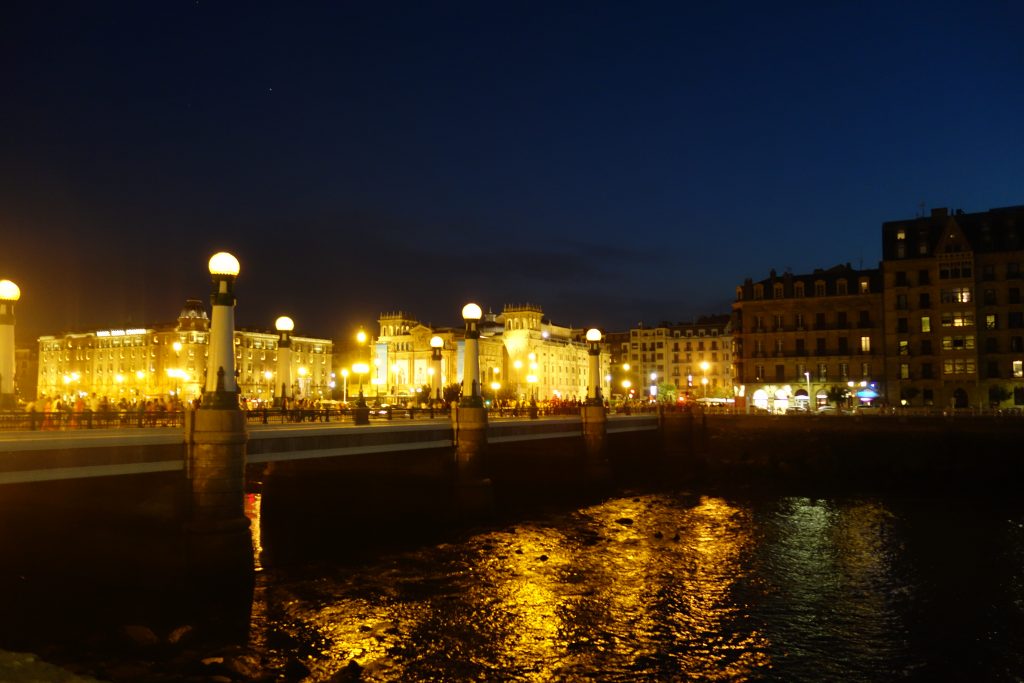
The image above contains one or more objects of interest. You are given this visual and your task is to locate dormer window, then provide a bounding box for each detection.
[814,281,826,297]
[837,279,848,295]
[774,283,784,298]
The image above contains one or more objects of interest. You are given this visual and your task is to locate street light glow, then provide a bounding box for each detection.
[208,251,240,276]
[462,302,482,320]
[585,328,601,342]
[0,280,20,301]
[275,316,295,332]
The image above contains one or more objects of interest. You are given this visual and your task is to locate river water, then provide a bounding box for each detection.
[5,487,1024,682]
[241,489,1024,682]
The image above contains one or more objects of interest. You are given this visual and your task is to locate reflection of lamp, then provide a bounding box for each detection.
[297,366,308,397]
[460,303,483,407]
[340,368,349,403]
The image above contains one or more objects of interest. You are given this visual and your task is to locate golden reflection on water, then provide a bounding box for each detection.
[247,494,782,680]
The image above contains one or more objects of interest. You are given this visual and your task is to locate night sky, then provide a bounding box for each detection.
[3,2,1023,345]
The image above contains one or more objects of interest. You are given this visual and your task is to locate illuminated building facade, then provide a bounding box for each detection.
[36,300,332,404]
[881,205,1024,409]
[372,304,607,404]
[608,317,733,402]
[733,265,884,412]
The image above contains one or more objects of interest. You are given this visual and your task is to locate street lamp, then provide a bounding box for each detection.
[340,368,349,404]
[275,315,295,408]
[204,251,240,408]
[586,328,602,405]
[460,302,483,407]
[804,371,812,411]
[352,362,369,407]
[650,371,657,401]
[0,279,20,410]
[513,359,523,402]
[430,335,443,403]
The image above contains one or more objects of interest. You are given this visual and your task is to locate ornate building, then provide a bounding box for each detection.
[733,265,884,412]
[881,205,1024,409]
[36,300,333,404]
[370,304,607,404]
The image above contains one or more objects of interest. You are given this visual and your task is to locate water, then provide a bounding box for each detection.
[242,491,1024,682]
[6,489,1024,681]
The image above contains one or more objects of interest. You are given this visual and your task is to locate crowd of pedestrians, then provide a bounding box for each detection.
[18,393,183,430]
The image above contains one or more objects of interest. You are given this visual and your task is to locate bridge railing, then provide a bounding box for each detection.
[0,409,186,431]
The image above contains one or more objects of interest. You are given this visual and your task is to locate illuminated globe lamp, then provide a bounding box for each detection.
[0,279,20,410]
[204,251,241,408]
[275,315,295,408]
[460,303,483,407]
[430,335,444,403]
[585,328,603,405]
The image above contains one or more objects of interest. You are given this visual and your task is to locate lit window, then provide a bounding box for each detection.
[1014,361,1023,378]
[860,336,871,353]
[921,316,931,333]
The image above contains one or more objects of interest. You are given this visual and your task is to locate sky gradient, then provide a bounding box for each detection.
[3,1,1023,344]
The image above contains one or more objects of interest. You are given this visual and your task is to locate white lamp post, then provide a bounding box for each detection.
[0,279,20,410]
[586,328,602,405]
[430,335,444,403]
[204,252,240,407]
[275,315,294,407]
[460,303,483,407]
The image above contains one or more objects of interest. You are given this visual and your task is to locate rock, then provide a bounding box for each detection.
[653,531,663,539]
[166,624,194,645]
[224,652,263,679]
[615,518,634,526]
[122,624,160,647]
[538,554,549,562]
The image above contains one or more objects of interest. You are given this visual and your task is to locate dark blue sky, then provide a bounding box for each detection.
[3,2,1023,343]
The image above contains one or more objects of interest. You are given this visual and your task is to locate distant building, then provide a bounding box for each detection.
[881,205,1024,408]
[36,300,333,404]
[369,304,607,404]
[733,265,884,412]
[608,317,732,401]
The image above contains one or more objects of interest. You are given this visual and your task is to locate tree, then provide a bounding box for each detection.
[825,385,848,409]
[415,384,431,405]
[657,382,677,403]
[442,383,462,405]
[988,384,1013,407]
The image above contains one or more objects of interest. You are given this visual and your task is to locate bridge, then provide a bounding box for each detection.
[0,412,662,485]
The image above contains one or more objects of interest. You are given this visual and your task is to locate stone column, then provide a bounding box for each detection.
[187,252,252,584]
[0,280,19,411]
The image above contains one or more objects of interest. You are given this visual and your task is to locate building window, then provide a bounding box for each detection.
[982,264,995,281]
[919,293,931,308]
[795,313,805,329]
[860,336,871,353]
[775,364,785,381]
[773,314,784,330]
[987,314,999,330]
[894,271,908,286]
[775,339,784,354]
[984,289,997,306]
[921,339,932,354]
[1014,360,1023,378]
[921,316,931,333]
[774,283,784,299]
[940,287,972,304]
[896,294,908,310]
[1009,312,1024,329]
[754,284,764,300]
[839,362,849,379]
[858,311,870,327]
[900,363,910,379]
[816,338,826,354]
[1010,288,1021,304]
[796,339,805,354]
[817,363,827,381]
[899,340,909,355]
[837,279,848,295]
[838,337,849,354]
[814,281,826,297]
[755,364,764,381]
[859,279,870,294]
[897,318,908,333]
[861,362,870,377]
[921,363,933,379]
[815,313,826,329]
[794,282,805,297]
